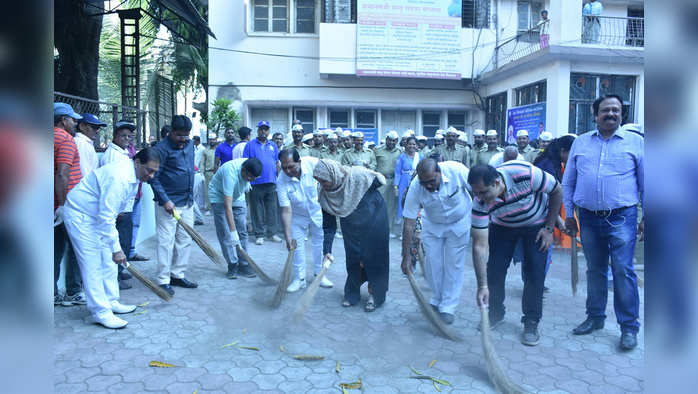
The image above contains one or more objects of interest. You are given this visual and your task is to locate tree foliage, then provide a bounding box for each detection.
[207,99,240,137]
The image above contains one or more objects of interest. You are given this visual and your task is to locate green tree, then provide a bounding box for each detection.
[207,99,240,138]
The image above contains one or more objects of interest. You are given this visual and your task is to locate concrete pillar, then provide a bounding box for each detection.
[549,0,583,45]
[546,60,571,136]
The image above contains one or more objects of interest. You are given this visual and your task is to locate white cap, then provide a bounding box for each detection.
[416,135,427,141]
[517,129,529,137]
[446,126,458,135]
[434,134,444,140]
[335,127,343,134]
[302,133,314,142]
[405,129,415,136]
[458,133,468,142]
[386,130,399,139]
[486,129,498,136]
[473,129,485,136]
[539,131,553,141]
[292,124,304,131]
[401,130,412,138]
[343,130,352,137]
[327,133,338,140]
[313,129,323,135]
[208,132,217,139]
[368,141,376,147]
[435,129,445,136]
[351,131,364,138]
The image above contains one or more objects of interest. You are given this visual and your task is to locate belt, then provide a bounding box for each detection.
[580,206,634,217]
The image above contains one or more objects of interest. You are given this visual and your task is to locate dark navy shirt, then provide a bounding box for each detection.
[149,137,195,207]
[242,138,279,185]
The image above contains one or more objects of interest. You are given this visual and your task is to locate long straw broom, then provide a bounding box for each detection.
[479,306,528,394]
[270,248,295,308]
[292,255,333,320]
[416,241,427,278]
[121,261,172,302]
[172,208,224,266]
[236,245,278,285]
[571,236,579,296]
[406,273,462,342]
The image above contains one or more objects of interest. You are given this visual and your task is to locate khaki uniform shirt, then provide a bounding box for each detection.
[309,146,327,158]
[320,149,343,163]
[374,145,401,181]
[437,144,466,163]
[341,148,377,170]
[519,145,538,163]
[284,143,312,157]
[475,147,504,166]
[201,147,216,173]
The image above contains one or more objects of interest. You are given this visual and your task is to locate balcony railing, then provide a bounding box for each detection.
[491,21,548,70]
[581,15,644,47]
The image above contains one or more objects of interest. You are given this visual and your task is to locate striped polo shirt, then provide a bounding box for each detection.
[54,127,82,210]
[472,160,557,229]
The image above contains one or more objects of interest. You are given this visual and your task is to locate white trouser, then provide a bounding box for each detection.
[193,172,206,211]
[422,229,469,314]
[62,207,119,319]
[291,215,324,280]
[155,204,193,285]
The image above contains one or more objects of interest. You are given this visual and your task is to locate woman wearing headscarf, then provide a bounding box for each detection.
[313,159,389,312]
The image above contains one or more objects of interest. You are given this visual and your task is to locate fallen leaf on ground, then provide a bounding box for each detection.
[242,328,247,334]
[433,381,441,392]
[137,301,150,307]
[221,341,239,349]
[339,379,362,390]
[409,365,423,375]
[239,346,259,351]
[293,355,325,361]
[149,361,176,368]
[134,310,147,315]
[280,345,286,352]
[335,361,341,373]
[409,375,451,386]
[428,359,437,368]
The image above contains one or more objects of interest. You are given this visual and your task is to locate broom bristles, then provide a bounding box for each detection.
[177,221,224,265]
[406,273,462,342]
[270,249,295,308]
[480,307,529,394]
[124,263,172,302]
[236,245,278,285]
[292,257,332,320]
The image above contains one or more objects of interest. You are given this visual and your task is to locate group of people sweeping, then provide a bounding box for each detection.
[56,95,643,352]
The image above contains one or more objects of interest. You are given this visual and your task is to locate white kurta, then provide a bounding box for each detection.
[402,161,473,314]
[63,159,139,319]
[276,157,324,278]
[74,132,98,178]
[100,142,134,212]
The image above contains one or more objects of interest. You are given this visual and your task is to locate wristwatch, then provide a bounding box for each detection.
[543,225,554,233]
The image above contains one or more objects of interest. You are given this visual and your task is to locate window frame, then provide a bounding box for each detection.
[293,107,316,132]
[249,0,319,36]
[568,73,636,134]
[515,80,547,106]
[462,0,491,29]
[328,108,350,129]
[355,109,377,129]
[422,111,441,137]
[447,111,466,132]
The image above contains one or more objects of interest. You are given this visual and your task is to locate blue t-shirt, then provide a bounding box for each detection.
[215,141,235,165]
[242,138,279,185]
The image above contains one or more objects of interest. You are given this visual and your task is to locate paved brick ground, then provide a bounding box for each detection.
[55,214,644,393]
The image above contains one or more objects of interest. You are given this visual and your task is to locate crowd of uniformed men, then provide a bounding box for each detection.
[54,94,643,351]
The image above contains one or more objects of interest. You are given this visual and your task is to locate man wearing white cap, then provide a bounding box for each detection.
[310,130,327,158]
[320,133,342,162]
[516,130,538,163]
[340,129,353,151]
[475,130,503,166]
[471,129,487,166]
[374,131,401,237]
[286,124,312,157]
[341,131,376,170]
[457,132,473,165]
[433,134,444,150]
[437,127,467,164]
[538,131,553,151]
[416,135,430,157]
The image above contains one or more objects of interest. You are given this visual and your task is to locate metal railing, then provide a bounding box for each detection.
[54,92,151,150]
[492,21,549,70]
[581,15,644,47]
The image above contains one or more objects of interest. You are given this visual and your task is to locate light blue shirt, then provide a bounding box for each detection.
[583,1,603,16]
[562,128,644,217]
[276,156,323,227]
[208,158,250,205]
[402,161,472,237]
[65,159,139,253]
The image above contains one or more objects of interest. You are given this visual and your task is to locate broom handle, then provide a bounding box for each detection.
[236,245,277,285]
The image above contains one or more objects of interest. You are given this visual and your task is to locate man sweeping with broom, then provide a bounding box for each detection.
[208,157,263,279]
[62,148,161,328]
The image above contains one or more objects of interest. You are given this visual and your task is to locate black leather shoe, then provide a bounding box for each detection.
[440,312,455,325]
[159,284,175,296]
[620,332,638,350]
[170,277,198,288]
[226,264,238,279]
[118,280,132,290]
[573,318,604,335]
[118,271,132,281]
[238,264,257,278]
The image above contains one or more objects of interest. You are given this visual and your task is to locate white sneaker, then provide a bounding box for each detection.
[389,233,397,239]
[95,312,128,329]
[286,278,306,293]
[336,233,343,239]
[270,235,283,243]
[111,301,137,314]
[255,238,264,245]
[318,276,333,288]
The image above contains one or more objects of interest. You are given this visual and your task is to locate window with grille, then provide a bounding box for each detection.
[355,110,377,129]
[462,0,490,28]
[485,92,507,144]
[294,107,316,132]
[515,80,547,106]
[422,111,441,137]
[448,111,466,132]
[568,73,636,134]
[329,109,350,128]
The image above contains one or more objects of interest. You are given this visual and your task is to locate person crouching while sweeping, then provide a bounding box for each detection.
[277,149,333,292]
[208,158,263,279]
[62,148,160,329]
[400,158,473,325]
[312,159,389,312]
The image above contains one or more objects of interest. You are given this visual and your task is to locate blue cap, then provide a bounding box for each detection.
[54,102,82,120]
[79,113,106,127]
[257,120,270,128]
